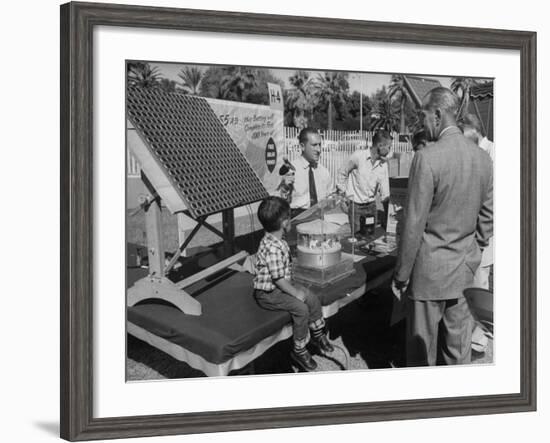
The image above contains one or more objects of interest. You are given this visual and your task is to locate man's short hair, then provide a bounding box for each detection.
[459,113,484,135]
[298,127,319,145]
[372,129,393,147]
[422,87,460,116]
[257,196,291,233]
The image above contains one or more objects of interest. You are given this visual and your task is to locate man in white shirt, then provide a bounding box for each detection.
[460,113,495,162]
[459,113,494,289]
[284,128,335,218]
[336,130,392,239]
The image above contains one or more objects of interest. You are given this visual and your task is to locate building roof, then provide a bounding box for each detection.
[468,81,494,140]
[470,81,494,99]
[403,76,442,108]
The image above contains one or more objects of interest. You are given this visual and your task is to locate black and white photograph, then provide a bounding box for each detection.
[125,61,495,380]
[2,0,545,440]
[47,0,539,441]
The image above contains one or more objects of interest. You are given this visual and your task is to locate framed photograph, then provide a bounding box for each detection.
[60,1,536,441]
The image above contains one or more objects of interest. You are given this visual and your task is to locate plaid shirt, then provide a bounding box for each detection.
[253,233,292,291]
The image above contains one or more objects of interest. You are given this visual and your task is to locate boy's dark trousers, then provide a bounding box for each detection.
[254,287,323,344]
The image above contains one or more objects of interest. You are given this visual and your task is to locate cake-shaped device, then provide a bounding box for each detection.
[296,220,342,269]
[293,218,355,288]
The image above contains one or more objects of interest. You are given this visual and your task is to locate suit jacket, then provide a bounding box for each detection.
[395,126,493,300]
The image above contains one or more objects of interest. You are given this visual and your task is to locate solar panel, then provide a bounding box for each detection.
[127,87,268,218]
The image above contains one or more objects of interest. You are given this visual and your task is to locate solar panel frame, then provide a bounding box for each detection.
[127,87,268,218]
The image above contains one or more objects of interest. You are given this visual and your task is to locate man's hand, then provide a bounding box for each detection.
[282,172,295,186]
[340,201,349,214]
[336,192,349,213]
[391,277,409,300]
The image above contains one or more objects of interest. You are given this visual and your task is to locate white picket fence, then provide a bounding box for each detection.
[127,127,412,178]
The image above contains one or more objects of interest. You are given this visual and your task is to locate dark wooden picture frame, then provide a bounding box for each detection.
[60,1,537,440]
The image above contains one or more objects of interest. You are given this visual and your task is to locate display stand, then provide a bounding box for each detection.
[292,195,356,288]
[126,194,202,315]
[126,87,268,314]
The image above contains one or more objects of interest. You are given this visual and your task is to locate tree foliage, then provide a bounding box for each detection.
[177,66,203,95]
[370,97,400,132]
[312,72,350,130]
[284,71,316,129]
[127,62,161,89]
[127,61,424,134]
[158,78,178,93]
[388,74,413,133]
[199,66,283,105]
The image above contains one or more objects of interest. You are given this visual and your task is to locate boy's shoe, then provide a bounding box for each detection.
[311,334,334,354]
[291,349,317,371]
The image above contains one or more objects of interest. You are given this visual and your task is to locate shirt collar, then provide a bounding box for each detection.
[298,155,317,169]
[439,125,460,139]
[366,150,383,168]
[265,232,285,247]
[479,136,491,149]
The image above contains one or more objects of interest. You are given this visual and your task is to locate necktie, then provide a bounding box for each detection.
[308,164,318,207]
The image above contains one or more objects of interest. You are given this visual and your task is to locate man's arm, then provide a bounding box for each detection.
[336,152,359,194]
[394,151,434,282]
[379,163,390,229]
[476,162,493,249]
[379,162,390,202]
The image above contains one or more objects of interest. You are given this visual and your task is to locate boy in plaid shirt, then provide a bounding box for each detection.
[253,196,333,372]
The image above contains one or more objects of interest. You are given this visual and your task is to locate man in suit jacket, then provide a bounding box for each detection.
[392,87,493,366]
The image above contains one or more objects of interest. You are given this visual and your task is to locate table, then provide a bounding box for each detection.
[127,235,396,377]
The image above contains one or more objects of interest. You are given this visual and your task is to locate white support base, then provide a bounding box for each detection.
[127,276,202,316]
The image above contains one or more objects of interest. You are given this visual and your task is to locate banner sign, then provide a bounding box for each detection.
[267,82,284,111]
[206,98,285,195]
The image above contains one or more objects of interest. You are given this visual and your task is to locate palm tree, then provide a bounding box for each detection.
[285,70,316,128]
[177,66,203,95]
[388,74,412,133]
[127,62,161,89]
[370,97,400,132]
[313,72,349,130]
[219,67,257,102]
[451,77,477,119]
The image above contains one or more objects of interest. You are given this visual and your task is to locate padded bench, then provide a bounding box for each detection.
[127,253,396,377]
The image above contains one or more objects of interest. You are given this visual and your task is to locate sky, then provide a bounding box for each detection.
[151,61,455,96]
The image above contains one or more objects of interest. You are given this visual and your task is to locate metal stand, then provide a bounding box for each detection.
[222,208,235,256]
[127,193,202,316]
[127,173,244,315]
[348,198,358,244]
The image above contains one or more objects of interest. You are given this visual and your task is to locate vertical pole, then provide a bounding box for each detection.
[176,212,187,257]
[359,74,363,133]
[222,208,235,257]
[144,198,165,277]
